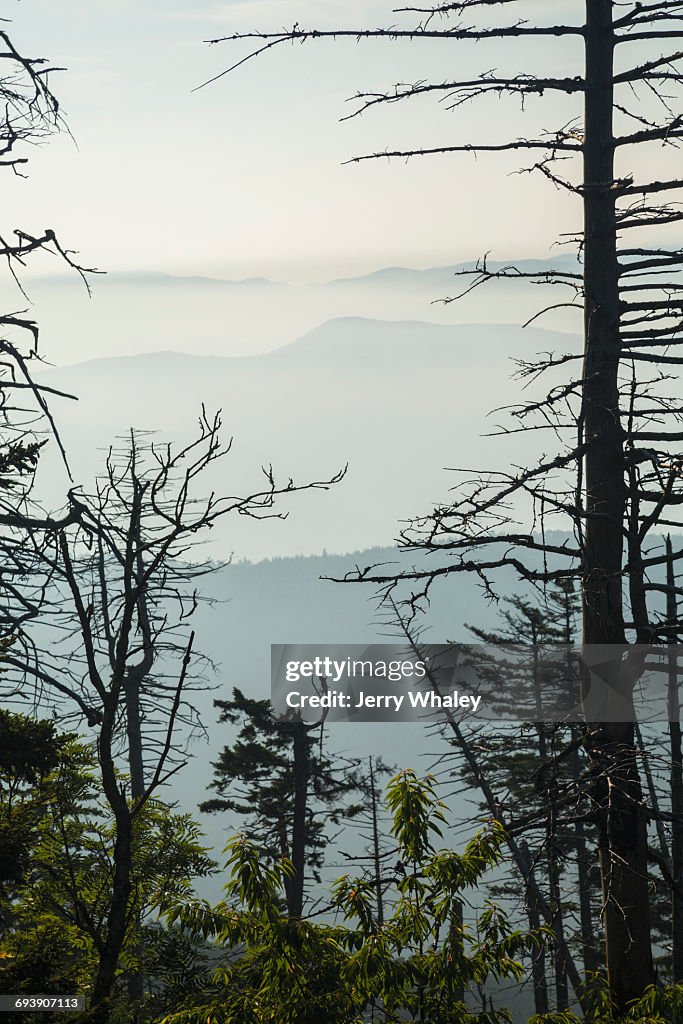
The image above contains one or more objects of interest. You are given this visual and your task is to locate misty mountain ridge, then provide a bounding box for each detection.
[3,256,584,365]
[33,316,581,560]
[268,316,576,361]
[38,315,577,371]
[326,253,582,289]
[25,253,582,291]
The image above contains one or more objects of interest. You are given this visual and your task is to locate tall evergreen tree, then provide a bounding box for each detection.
[201,688,388,917]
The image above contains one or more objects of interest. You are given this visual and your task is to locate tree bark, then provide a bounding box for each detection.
[569,730,600,977]
[123,509,150,1009]
[368,756,384,928]
[91,698,134,1018]
[546,791,569,1008]
[124,666,145,1009]
[289,721,309,918]
[125,669,145,802]
[443,714,588,1010]
[581,2,655,1008]
[667,538,683,982]
[519,841,549,1015]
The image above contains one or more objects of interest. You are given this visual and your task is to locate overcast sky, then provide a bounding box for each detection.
[7,0,590,282]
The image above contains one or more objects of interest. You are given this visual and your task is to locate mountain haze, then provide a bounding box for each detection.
[35,317,580,560]
[6,256,583,364]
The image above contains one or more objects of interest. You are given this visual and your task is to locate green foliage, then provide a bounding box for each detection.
[162,770,545,1024]
[201,688,387,881]
[141,924,217,1019]
[4,718,683,1021]
[0,706,62,784]
[0,720,99,1017]
[0,716,216,1016]
[528,978,683,1023]
[0,708,64,918]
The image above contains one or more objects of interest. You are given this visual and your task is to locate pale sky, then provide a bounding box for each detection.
[8,0,586,282]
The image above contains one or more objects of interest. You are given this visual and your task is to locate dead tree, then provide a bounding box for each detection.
[210,0,683,1010]
[0,26,95,458]
[0,25,95,657]
[390,605,591,1013]
[665,536,683,981]
[0,412,343,1018]
[337,754,396,931]
[467,596,575,1010]
[518,839,550,1016]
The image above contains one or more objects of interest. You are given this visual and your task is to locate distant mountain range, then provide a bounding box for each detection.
[35,316,580,560]
[4,255,584,366]
[326,254,582,288]
[28,253,583,291]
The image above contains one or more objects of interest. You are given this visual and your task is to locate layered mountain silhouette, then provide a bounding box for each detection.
[36,316,580,559]
[6,255,583,364]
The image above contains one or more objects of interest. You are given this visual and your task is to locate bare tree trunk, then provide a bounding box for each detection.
[569,731,600,977]
[124,667,145,1010]
[545,795,569,1007]
[368,756,384,928]
[452,898,465,1005]
[124,509,150,1010]
[668,538,683,982]
[636,721,671,868]
[91,699,134,1018]
[289,721,309,918]
[532,641,569,1007]
[125,667,146,801]
[581,1,655,1008]
[563,607,600,977]
[519,841,549,1015]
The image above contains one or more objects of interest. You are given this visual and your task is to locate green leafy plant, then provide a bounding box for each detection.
[0,720,215,1020]
[163,770,545,1024]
